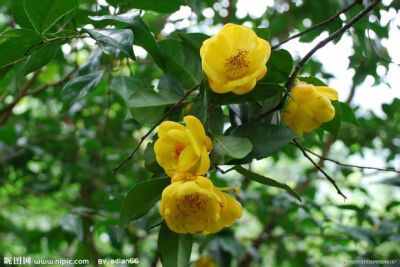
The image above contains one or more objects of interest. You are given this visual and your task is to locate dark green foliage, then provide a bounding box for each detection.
[0,0,398,266]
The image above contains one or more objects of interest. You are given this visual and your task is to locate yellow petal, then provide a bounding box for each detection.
[158,121,186,137]
[315,86,339,100]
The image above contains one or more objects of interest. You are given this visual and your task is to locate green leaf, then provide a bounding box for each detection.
[298,76,327,86]
[229,124,296,164]
[20,41,60,75]
[340,102,360,126]
[120,177,170,229]
[89,11,165,67]
[209,106,224,134]
[158,222,193,267]
[130,106,165,126]
[321,100,341,139]
[128,88,183,108]
[263,49,293,83]
[254,28,270,41]
[158,38,202,88]
[209,82,284,105]
[127,0,184,13]
[61,70,104,106]
[212,135,253,159]
[110,75,141,101]
[234,165,301,201]
[178,32,209,52]
[0,29,42,68]
[12,0,34,29]
[144,142,164,174]
[24,0,78,34]
[83,29,135,60]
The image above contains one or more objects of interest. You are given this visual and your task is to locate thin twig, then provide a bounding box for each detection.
[112,84,200,174]
[25,35,81,55]
[293,139,347,199]
[26,65,79,96]
[301,146,400,174]
[147,221,163,231]
[0,70,41,126]
[257,0,381,121]
[272,0,363,50]
[0,66,78,127]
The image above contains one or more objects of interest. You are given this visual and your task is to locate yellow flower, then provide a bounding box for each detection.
[200,23,271,95]
[195,257,218,267]
[154,115,213,177]
[159,175,242,234]
[283,81,339,136]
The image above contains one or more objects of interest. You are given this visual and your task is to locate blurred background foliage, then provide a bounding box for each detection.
[0,0,399,266]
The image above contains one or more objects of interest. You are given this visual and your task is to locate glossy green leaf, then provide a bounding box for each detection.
[128,88,183,108]
[340,102,360,126]
[321,100,341,138]
[263,49,293,83]
[20,41,60,75]
[255,28,270,41]
[61,70,104,105]
[120,177,170,229]
[128,0,184,13]
[213,135,253,159]
[234,165,301,201]
[0,29,41,68]
[110,75,141,101]
[83,29,135,60]
[298,76,328,86]
[89,11,165,67]
[229,124,296,164]
[158,38,202,88]
[178,32,209,52]
[158,222,193,267]
[11,0,34,29]
[24,0,78,34]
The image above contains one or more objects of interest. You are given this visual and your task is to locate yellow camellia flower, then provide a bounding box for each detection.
[154,115,213,177]
[195,257,218,267]
[200,23,271,95]
[159,175,242,234]
[283,81,339,136]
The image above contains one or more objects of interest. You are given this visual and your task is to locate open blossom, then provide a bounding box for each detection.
[283,81,339,135]
[154,115,213,177]
[200,23,271,95]
[159,175,242,234]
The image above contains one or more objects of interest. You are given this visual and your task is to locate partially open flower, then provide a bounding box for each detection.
[195,257,218,267]
[154,115,213,177]
[283,81,339,135]
[159,175,242,234]
[200,23,271,95]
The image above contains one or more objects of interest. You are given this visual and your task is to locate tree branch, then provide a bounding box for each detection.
[293,139,347,199]
[257,0,381,121]
[0,70,41,126]
[301,146,400,174]
[26,65,78,96]
[112,83,200,174]
[0,66,78,127]
[272,0,363,50]
[25,35,81,55]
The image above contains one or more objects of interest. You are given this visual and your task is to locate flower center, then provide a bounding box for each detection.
[177,193,207,217]
[224,49,249,78]
[173,142,186,160]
